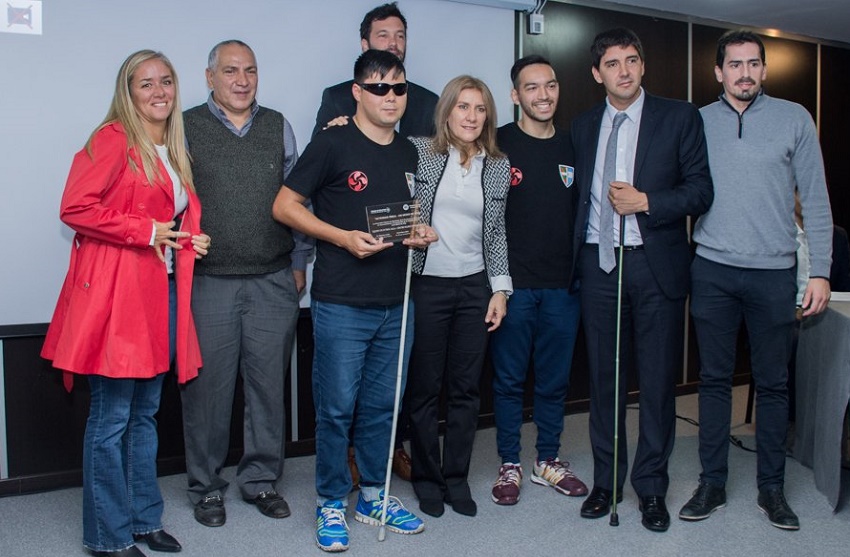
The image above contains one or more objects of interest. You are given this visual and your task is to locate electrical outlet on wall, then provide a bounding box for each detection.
[528,13,544,34]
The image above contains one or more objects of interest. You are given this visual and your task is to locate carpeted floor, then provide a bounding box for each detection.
[2,387,848,556]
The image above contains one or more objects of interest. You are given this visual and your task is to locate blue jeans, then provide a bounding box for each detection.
[491,288,581,463]
[691,256,796,490]
[311,299,413,505]
[82,278,175,552]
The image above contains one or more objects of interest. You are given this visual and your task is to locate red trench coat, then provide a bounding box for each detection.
[42,123,203,387]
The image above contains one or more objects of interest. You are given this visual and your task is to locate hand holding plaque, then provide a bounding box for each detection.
[365,200,421,244]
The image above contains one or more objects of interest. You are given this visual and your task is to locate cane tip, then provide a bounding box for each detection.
[378,527,386,542]
[609,513,619,527]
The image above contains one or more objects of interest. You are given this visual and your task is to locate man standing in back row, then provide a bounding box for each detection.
[312,2,437,139]
[490,55,587,506]
[679,29,832,531]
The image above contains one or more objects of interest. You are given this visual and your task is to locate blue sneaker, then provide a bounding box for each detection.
[354,491,424,534]
[316,500,349,552]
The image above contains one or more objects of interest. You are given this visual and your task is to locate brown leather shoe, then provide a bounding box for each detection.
[392,448,412,482]
[348,446,360,491]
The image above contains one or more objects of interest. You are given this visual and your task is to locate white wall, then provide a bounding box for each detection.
[0,0,515,326]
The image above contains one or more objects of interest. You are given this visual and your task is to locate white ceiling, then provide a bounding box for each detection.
[583,0,850,44]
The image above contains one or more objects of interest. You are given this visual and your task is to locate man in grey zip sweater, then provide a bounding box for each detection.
[679,29,832,531]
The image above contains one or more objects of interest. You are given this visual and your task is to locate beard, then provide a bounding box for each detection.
[733,79,759,102]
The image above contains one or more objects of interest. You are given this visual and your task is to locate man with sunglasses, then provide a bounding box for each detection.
[273,49,437,553]
[312,2,437,139]
[312,2,436,486]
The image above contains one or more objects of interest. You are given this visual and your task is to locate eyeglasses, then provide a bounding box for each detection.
[356,82,409,97]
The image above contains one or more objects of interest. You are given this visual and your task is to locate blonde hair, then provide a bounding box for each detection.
[86,50,194,192]
[431,75,504,164]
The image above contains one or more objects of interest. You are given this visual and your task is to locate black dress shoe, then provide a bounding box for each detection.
[91,545,147,557]
[194,495,226,527]
[678,482,726,521]
[419,498,445,517]
[133,530,182,553]
[248,490,291,519]
[445,496,477,517]
[757,487,799,530]
[580,487,623,519]
[639,495,670,532]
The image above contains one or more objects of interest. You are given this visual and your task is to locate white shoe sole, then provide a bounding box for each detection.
[354,511,425,534]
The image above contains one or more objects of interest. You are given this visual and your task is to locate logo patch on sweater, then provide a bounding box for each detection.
[509,167,523,187]
[559,165,574,188]
[348,171,368,192]
[405,172,415,196]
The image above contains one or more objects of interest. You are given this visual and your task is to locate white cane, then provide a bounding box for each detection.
[378,246,414,542]
[610,215,626,527]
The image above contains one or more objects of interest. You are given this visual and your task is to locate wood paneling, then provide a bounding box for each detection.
[820,45,850,233]
[692,24,817,116]
[523,3,689,128]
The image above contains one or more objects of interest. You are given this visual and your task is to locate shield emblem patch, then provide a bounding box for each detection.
[559,165,574,188]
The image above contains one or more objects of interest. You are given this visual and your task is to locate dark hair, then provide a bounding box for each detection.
[510,54,552,87]
[360,2,407,41]
[716,29,766,68]
[354,49,406,83]
[590,28,644,69]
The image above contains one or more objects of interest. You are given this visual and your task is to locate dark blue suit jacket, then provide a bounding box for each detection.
[311,79,438,139]
[570,92,714,299]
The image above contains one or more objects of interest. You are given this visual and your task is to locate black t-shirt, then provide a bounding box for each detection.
[497,122,577,289]
[287,124,417,305]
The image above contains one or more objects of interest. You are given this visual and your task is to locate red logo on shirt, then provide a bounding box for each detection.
[348,171,369,192]
[510,167,523,187]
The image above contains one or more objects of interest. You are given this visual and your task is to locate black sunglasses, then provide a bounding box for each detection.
[356,82,409,97]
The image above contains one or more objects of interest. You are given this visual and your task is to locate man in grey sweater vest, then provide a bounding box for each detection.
[180,40,309,528]
[679,30,832,531]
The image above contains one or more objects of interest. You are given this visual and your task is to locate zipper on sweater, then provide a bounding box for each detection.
[719,91,761,139]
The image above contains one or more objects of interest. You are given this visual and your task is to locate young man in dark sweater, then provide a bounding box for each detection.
[273,49,436,553]
[490,55,587,506]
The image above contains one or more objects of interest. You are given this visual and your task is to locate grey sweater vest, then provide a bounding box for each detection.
[185,105,294,275]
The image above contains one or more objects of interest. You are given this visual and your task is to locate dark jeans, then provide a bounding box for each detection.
[490,287,581,463]
[691,256,796,490]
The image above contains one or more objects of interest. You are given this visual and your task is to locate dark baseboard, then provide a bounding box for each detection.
[0,374,751,498]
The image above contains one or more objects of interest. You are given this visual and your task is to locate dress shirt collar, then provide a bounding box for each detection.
[206,93,260,136]
[604,87,645,126]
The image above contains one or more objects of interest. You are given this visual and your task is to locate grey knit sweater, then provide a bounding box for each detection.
[185,105,295,275]
[694,93,832,277]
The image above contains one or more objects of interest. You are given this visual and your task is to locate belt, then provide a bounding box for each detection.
[585,243,644,251]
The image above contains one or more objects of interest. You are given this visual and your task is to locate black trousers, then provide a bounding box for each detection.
[407,271,490,502]
[579,245,683,497]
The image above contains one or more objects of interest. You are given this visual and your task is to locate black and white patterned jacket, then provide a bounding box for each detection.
[408,136,513,293]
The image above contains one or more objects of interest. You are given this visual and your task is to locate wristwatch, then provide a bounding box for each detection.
[497,290,510,301]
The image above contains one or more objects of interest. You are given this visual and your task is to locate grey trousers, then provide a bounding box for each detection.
[181,267,299,503]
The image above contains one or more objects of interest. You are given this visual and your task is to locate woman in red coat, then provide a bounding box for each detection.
[42,50,209,557]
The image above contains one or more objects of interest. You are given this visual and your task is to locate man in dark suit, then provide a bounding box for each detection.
[311,2,438,139]
[570,28,713,532]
